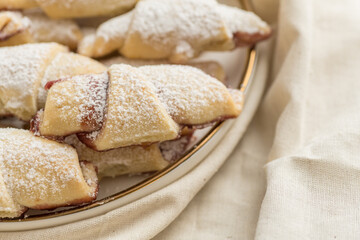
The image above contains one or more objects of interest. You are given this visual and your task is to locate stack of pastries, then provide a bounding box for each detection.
[0,0,270,218]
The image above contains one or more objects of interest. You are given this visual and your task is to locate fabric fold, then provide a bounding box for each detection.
[255,0,360,239]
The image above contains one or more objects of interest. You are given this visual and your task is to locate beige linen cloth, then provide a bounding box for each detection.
[2,0,360,238]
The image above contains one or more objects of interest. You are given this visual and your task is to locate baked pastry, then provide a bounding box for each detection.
[0,117,27,129]
[159,131,194,163]
[78,0,271,62]
[24,11,83,49]
[0,0,138,18]
[37,0,138,19]
[65,131,193,179]
[100,56,226,83]
[0,102,10,117]
[33,64,243,151]
[0,11,82,49]
[65,135,167,179]
[0,0,37,10]
[0,11,33,47]
[0,43,106,121]
[0,128,98,219]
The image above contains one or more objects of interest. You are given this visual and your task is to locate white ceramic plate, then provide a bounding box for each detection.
[0,0,261,231]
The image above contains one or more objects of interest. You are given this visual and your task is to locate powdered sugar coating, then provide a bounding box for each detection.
[218,5,270,34]
[37,52,106,109]
[121,0,230,61]
[139,65,237,124]
[77,28,96,56]
[0,11,31,41]
[0,128,96,211]
[48,72,108,129]
[75,73,108,127]
[130,0,227,45]
[78,0,270,60]
[97,11,131,44]
[84,64,179,150]
[25,11,82,49]
[78,12,133,57]
[0,43,67,120]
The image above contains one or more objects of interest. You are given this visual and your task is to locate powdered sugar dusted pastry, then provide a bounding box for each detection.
[78,0,271,62]
[0,43,106,121]
[100,56,226,83]
[35,0,138,19]
[0,11,83,49]
[0,128,98,219]
[33,64,243,151]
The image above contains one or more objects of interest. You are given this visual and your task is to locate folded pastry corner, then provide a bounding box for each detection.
[37,71,109,137]
[218,5,271,48]
[0,128,98,218]
[78,12,132,58]
[228,88,244,116]
[78,0,271,62]
[0,11,33,47]
[33,64,243,151]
